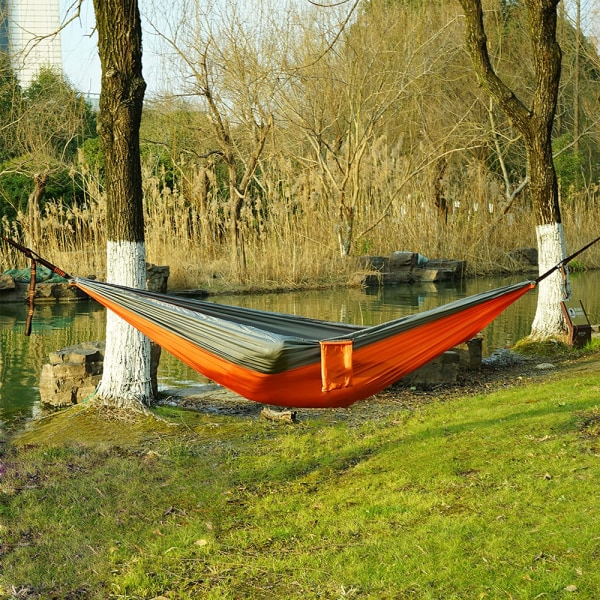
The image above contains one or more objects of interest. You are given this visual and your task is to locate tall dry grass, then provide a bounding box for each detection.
[2,154,600,291]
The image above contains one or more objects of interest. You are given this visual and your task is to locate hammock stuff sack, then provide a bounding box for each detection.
[72,277,535,409]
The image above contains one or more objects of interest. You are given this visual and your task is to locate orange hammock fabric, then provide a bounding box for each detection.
[73,278,535,408]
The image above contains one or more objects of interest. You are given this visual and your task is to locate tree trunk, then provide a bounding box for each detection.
[531,222,569,337]
[25,171,48,247]
[525,116,569,338]
[92,0,152,408]
[459,0,568,340]
[229,172,247,278]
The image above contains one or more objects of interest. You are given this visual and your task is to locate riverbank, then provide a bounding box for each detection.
[2,342,600,598]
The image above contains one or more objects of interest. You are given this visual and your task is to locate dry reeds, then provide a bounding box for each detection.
[2,153,600,290]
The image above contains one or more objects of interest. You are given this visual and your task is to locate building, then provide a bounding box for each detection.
[0,2,9,58]
[0,0,62,88]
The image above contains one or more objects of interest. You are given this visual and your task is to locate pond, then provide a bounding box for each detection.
[1,271,599,424]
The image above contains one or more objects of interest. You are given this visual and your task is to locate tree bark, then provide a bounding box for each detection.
[25,171,48,247]
[458,0,568,340]
[93,0,152,408]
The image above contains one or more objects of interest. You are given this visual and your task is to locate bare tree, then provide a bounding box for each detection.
[279,2,480,257]
[195,48,273,275]
[92,0,152,408]
[459,0,569,340]
[149,0,276,278]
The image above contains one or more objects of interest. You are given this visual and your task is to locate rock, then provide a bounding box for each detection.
[359,252,426,272]
[39,341,105,407]
[388,251,420,269]
[0,273,15,290]
[483,348,528,368]
[0,273,23,302]
[260,408,298,424]
[453,337,483,369]
[396,338,483,387]
[49,341,105,366]
[39,340,162,407]
[1,263,170,303]
[360,271,416,287]
[535,362,556,370]
[358,256,389,271]
[0,280,89,303]
[146,263,170,293]
[36,263,171,407]
[33,282,89,302]
[400,351,461,386]
[422,259,466,281]
[355,253,466,286]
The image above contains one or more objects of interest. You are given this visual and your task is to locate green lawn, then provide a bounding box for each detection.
[1,356,600,599]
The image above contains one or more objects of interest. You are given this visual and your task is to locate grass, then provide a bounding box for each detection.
[2,352,600,598]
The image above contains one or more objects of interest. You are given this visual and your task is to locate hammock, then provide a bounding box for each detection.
[72,277,534,408]
[3,235,599,409]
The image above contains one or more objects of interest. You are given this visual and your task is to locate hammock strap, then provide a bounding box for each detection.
[25,257,36,336]
[1,236,72,280]
[3,234,600,342]
[5,233,599,290]
[2,236,72,336]
[535,233,600,284]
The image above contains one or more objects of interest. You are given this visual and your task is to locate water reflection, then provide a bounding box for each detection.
[0,301,106,422]
[1,271,599,423]
[214,274,542,351]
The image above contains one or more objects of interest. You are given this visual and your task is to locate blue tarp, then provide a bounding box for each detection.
[3,266,68,284]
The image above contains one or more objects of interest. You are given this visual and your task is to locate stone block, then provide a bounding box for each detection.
[415,268,440,282]
[388,251,419,269]
[1,282,89,303]
[147,263,170,293]
[51,363,89,379]
[49,345,104,365]
[0,273,15,290]
[424,258,466,272]
[356,270,416,287]
[379,271,416,285]
[73,384,101,404]
[40,339,161,407]
[400,350,461,385]
[358,273,384,287]
[452,337,483,369]
[1,262,168,304]
[41,390,77,407]
[0,287,23,302]
[39,363,57,389]
[40,371,103,406]
[421,259,466,280]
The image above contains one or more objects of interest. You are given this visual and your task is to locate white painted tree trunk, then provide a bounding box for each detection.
[95,240,152,408]
[530,222,570,340]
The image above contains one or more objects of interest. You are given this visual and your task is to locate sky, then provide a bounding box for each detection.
[61,0,600,100]
[60,0,164,97]
[60,0,101,96]
[59,0,311,98]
